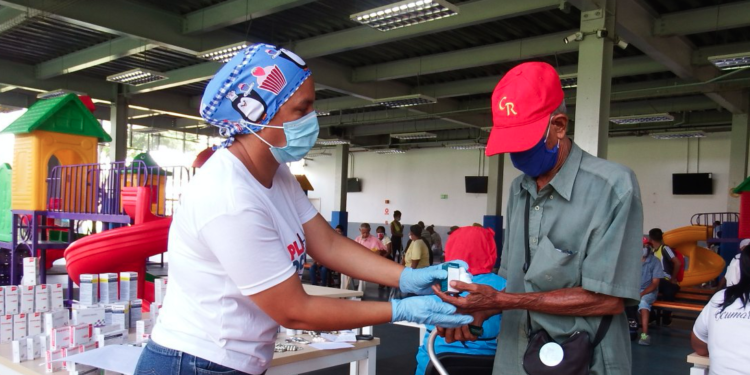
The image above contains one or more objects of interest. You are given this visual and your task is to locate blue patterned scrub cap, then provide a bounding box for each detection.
[200,43,311,148]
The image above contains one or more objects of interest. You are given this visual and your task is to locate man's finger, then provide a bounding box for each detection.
[449,280,477,292]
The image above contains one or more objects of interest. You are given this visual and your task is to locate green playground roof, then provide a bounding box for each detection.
[0,94,111,142]
[734,176,750,194]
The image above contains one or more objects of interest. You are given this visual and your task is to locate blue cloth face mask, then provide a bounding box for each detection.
[249,111,319,163]
[510,125,559,177]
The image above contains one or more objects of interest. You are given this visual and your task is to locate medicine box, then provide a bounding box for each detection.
[79,274,99,306]
[13,313,27,340]
[130,299,142,327]
[19,285,35,313]
[50,326,71,350]
[99,273,118,304]
[4,286,18,315]
[26,335,42,360]
[136,319,154,343]
[28,312,42,336]
[155,277,168,305]
[44,309,68,333]
[34,284,50,313]
[96,328,126,347]
[112,302,130,330]
[150,302,160,321]
[120,272,138,301]
[62,345,83,369]
[69,324,93,346]
[104,304,113,326]
[0,286,5,315]
[0,315,12,342]
[22,257,38,286]
[45,348,63,373]
[12,339,27,363]
[72,307,105,327]
[49,283,63,310]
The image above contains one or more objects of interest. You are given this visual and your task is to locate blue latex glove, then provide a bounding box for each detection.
[399,260,470,295]
[391,296,474,328]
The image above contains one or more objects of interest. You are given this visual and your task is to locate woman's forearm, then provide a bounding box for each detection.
[285,297,392,330]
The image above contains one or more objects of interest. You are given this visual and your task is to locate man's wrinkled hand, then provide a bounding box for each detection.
[435,311,493,343]
[432,281,505,314]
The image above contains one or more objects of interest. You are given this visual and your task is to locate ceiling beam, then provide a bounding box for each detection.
[35,37,157,79]
[0,0,244,54]
[127,62,221,94]
[654,1,750,36]
[0,7,24,35]
[693,41,750,65]
[0,58,116,99]
[183,0,315,34]
[288,0,560,59]
[352,30,578,82]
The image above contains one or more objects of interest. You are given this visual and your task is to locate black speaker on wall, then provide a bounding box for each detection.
[347,178,362,193]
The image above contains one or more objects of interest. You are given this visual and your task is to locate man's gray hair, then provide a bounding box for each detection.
[552,100,567,116]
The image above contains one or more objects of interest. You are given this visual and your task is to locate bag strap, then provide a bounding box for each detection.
[522,192,613,345]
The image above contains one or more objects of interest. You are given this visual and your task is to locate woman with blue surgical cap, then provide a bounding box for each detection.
[134,44,471,375]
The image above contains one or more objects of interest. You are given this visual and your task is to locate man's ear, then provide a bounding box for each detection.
[550,114,568,140]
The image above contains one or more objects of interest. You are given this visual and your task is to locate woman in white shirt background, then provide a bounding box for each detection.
[134,44,472,375]
[692,244,750,375]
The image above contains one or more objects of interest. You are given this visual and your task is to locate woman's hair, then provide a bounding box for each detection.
[376,226,386,233]
[718,246,750,313]
[409,225,422,237]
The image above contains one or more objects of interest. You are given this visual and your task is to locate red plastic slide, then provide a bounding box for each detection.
[64,187,170,309]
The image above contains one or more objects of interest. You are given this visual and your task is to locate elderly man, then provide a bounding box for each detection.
[436,62,643,375]
[355,223,387,255]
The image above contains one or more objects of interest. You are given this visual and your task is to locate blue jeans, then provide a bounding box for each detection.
[135,340,250,375]
[310,263,328,286]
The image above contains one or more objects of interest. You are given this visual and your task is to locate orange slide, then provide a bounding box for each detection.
[663,225,726,287]
[65,187,170,308]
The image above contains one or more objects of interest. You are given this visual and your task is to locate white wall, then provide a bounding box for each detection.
[302,132,735,234]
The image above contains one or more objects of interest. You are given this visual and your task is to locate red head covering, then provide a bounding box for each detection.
[444,226,497,275]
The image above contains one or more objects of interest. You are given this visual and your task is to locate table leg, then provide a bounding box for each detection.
[689,365,708,375]
[418,325,426,346]
[349,346,376,375]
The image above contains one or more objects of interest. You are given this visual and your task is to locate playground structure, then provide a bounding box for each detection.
[0,93,194,309]
[663,224,726,287]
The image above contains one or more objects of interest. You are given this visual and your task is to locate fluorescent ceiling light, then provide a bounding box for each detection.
[315,110,331,116]
[37,89,85,99]
[651,131,706,140]
[197,42,249,63]
[374,94,437,108]
[391,131,436,140]
[351,0,459,32]
[128,105,205,121]
[375,148,407,154]
[350,147,370,152]
[107,68,168,86]
[315,139,350,146]
[450,144,486,150]
[610,113,674,125]
[559,74,577,89]
[132,127,166,134]
[128,113,161,120]
[708,52,750,71]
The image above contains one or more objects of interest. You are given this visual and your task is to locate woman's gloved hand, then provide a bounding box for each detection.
[391,296,474,328]
[399,260,470,295]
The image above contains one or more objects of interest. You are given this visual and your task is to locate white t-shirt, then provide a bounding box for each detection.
[151,148,318,374]
[693,289,750,375]
[725,255,740,287]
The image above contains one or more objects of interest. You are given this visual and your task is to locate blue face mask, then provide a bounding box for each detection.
[510,126,559,178]
[249,111,319,163]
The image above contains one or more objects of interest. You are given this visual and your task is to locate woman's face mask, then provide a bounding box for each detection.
[377,232,385,240]
[509,123,559,177]
[249,111,319,163]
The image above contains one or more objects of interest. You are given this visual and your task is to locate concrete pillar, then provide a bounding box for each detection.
[109,92,128,162]
[728,111,750,212]
[483,154,503,267]
[573,0,615,158]
[331,144,349,236]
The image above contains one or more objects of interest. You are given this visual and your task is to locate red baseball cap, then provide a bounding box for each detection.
[485,62,564,156]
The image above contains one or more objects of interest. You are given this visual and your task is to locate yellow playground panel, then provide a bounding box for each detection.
[664,225,726,287]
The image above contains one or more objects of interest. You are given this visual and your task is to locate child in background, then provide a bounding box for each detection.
[414,226,507,375]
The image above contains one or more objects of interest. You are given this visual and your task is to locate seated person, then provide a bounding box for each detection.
[376,225,393,258]
[414,226,507,375]
[309,257,328,287]
[638,246,662,346]
[692,245,750,375]
[355,222,387,255]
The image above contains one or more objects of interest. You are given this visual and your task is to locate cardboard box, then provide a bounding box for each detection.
[72,307,105,327]
[19,285,35,313]
[79,275,99,306]
[4,286,19,315]
[62,345,83,369]
[44,309,68,333]
[96,328,127,348]
[154,277,168,305]
[99,273,118,304]
[13,313,27,340]
[22,257,38,286]
[28,312,42,336]
[130,299,142,327]
[120,271,138,302]
[12,339,27,363]
[49,283,63,311]
[69,324,92,346]
[112,302,130,330]
[34,284,50,312]
[45,348,63,373]
[136,319,154,343]
[26,335,42,360]
[50,326,71,350]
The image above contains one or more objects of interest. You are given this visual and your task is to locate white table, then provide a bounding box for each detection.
[268,334,379,375]
[393,321,427,345]
[687,352,710,375]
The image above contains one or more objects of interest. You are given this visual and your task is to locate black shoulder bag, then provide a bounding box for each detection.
[521,194,612,375]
